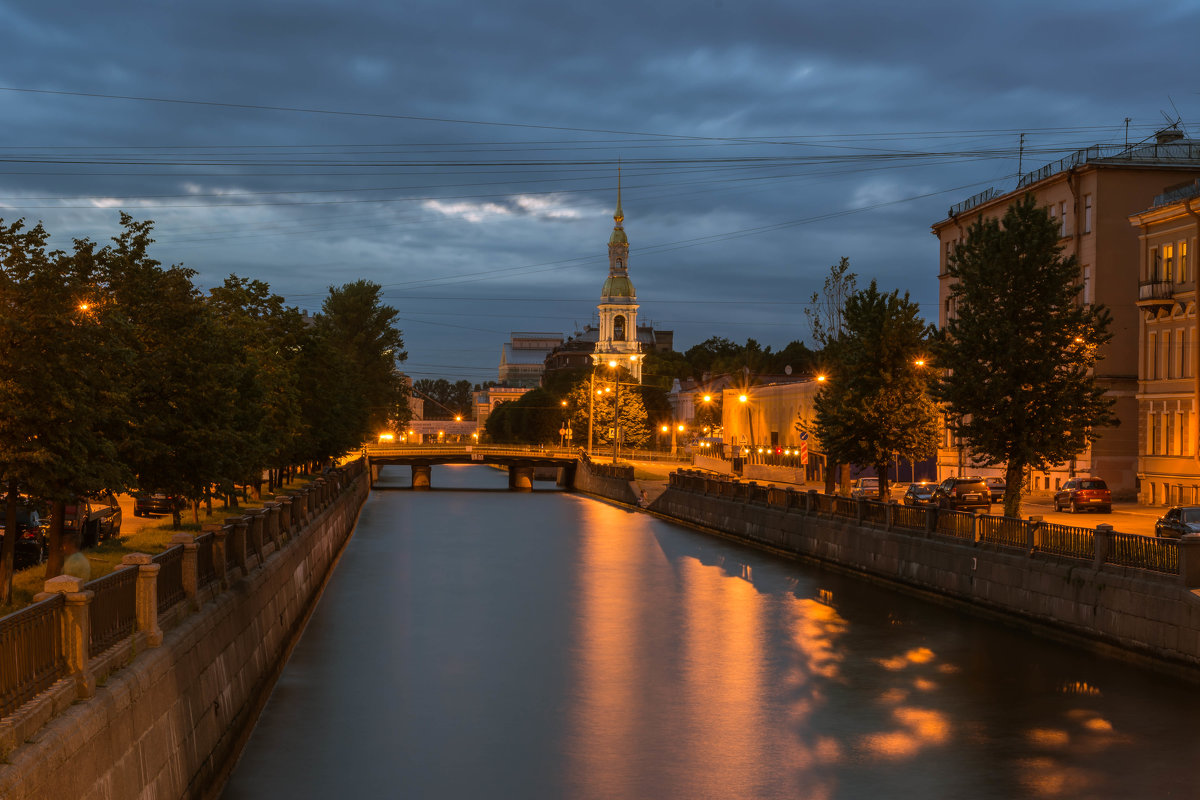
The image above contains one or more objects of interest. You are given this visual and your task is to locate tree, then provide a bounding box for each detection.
[812,281,938,498]
[934,195,1116,517]
[564,370,651,453]
[414,378,473,419]
[0,219,131,587]
[805,256,857,348]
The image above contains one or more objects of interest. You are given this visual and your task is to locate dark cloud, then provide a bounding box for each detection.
[1,0,1196,380]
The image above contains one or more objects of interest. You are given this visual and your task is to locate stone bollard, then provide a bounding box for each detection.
[245,508,266,562]
[262,501,281,549]
[212,526,228,589]
[1026,516,1042,551]
[226,517,249,576]
[1179,534,1200,588]
[171,533,199,608]
[122,553,163,647]
[35,575,95,699]
[1093,524,1113,570]
[273,495,293,540]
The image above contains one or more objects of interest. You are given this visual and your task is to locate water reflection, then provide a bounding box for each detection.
[224,466,1200,800]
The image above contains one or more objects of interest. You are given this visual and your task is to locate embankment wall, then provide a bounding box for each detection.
[0,473,368,800]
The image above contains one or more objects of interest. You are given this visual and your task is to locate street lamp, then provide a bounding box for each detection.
[609,359,620,464]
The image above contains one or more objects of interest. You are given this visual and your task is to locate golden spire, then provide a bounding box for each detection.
[614,161,623,224]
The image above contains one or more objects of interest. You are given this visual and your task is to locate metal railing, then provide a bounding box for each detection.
[1035,522,1094,561]
[833,497,857,519]
[1138,279,1175,301]
[977,515,1028,549]
[892,504,928,532]
[153,546,186,614]
[87,567,137,655]
[196,532,216,588]
[935,509,976,541]
[862,501,889,527]
[0,594,65,718]
[1108,532,1178,575]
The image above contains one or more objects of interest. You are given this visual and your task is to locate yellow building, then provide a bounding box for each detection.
[1130,178,1200,504]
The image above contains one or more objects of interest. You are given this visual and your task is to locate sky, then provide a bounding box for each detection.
[3,0,1200,384]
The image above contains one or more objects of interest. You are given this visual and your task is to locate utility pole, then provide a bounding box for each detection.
[612,363,621,465]
[587,369,595,456]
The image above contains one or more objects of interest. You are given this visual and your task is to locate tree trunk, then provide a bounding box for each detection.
[44,500,65,579]
[1004,459,1026,518]
[1,480,19,606]
[191,499,201,526]
[825,461,838,494]
[876,464,889,500]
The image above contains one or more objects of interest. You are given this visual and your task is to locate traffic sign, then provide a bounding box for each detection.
[800,440,809,465]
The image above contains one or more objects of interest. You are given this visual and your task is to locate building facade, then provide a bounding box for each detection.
[498,332,563,386]
[1130,178,1200,504]
[933,131,1200,497]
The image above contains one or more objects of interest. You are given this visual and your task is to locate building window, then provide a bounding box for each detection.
[613,314,626,342]
[1179,328,1187,379]
[1151,247,1161,281]
[1082,265,1093,305]
[1181,240,1189,283]
[1083,194,1093,233]
[1164,331,1173,379]
[1185,411,1192,456]
[1168,410,1177,455]
[1165,244,1175,282]
[1059,201,1067,236]
[1148,333,1157,380]
[1148,411,1157,455]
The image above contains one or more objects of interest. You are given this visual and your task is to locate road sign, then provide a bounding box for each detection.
[799,431,809,441]
[800,441,809,465]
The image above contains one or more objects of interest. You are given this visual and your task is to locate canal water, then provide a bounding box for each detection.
[223,465,1200,799]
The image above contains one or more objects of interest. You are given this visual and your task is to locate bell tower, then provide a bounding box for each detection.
[593,168,642,381]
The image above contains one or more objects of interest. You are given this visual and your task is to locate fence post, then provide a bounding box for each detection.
[807,489,818,515]
[1179,534,1200,588]
[274,495,292,540]
[122,553,163,647]
[263,501,281,549]
[245,508,265,564]
[171,533,199,608]
[212,527,228,589]
[1093,524,1113,570]
[924,507,937,536]
[855,497,865,524]
[1026,516,1042,551]
[886,501,895,531]
[226,517,248,576]
[36,575,95,699]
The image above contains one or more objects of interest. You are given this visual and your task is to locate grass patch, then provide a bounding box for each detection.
[0,475,317,616]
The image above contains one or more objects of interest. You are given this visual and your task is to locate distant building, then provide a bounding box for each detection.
[473,385,532,434]
[933,129,1200,496]
[1129,177,1200,504]
[721,378,820,451]
[498,332,563,386]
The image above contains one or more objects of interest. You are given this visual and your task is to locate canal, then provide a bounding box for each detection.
[223,465,1200,799]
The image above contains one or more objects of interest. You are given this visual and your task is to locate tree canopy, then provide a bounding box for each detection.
[812,281,938,497]
[934,195,1116,516]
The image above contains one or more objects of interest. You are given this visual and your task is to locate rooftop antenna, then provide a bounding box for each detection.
[1017,132,1025,176]
[1124,117,1131,148]
[1168,95,1189,138]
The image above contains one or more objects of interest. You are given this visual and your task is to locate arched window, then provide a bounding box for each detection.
[616,259,623,268]
[613,315,626,341]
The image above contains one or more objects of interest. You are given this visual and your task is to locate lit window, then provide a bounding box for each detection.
[1164,244,1175,282]
[1180,241,1189,283]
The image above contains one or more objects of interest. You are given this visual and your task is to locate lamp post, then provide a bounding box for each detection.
[610,359,620,464]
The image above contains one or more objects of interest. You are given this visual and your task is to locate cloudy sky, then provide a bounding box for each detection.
[3,0,1199,383]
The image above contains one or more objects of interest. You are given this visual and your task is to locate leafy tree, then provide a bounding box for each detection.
[481,388,563,444]
[563,369,650,453]
[414,378,473,419]
[812,281,938,499]
[641,349,692,390]
[934,195,1115,516]
[0,219,130,587]
[683,336,742,377]
[103,218,242,527]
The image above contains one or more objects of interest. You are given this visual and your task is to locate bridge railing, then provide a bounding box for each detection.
[0,457,369,731]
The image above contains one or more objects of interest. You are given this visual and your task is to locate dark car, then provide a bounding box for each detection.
[134,493,183,517]
[0,504,48,569]
[985,477,1006,503]
[1154,506,1200,538]
[1053,477,1111,514]
[59,492,123,547]
[932,476,991,513]
[902,481,936,506]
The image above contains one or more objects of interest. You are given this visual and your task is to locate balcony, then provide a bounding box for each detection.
[1137,279,1176,310]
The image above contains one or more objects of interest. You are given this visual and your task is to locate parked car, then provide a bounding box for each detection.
[984,477,1006,503]
[932,476,991,513]
[903,481,936,506]
[0,503,48,569]
[1154,506,1200,538]
[134,493,184,517]
[59,492,123,548]
[1053,477,1111,514]
[850,477,880,499]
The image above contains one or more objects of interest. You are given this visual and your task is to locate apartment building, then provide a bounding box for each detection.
[932,130,1200,497]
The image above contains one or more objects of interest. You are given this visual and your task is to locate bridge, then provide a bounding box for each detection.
[363,444,580,490]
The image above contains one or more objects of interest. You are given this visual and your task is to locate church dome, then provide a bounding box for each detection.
[609,228,627,245]
[602,275,636,299]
